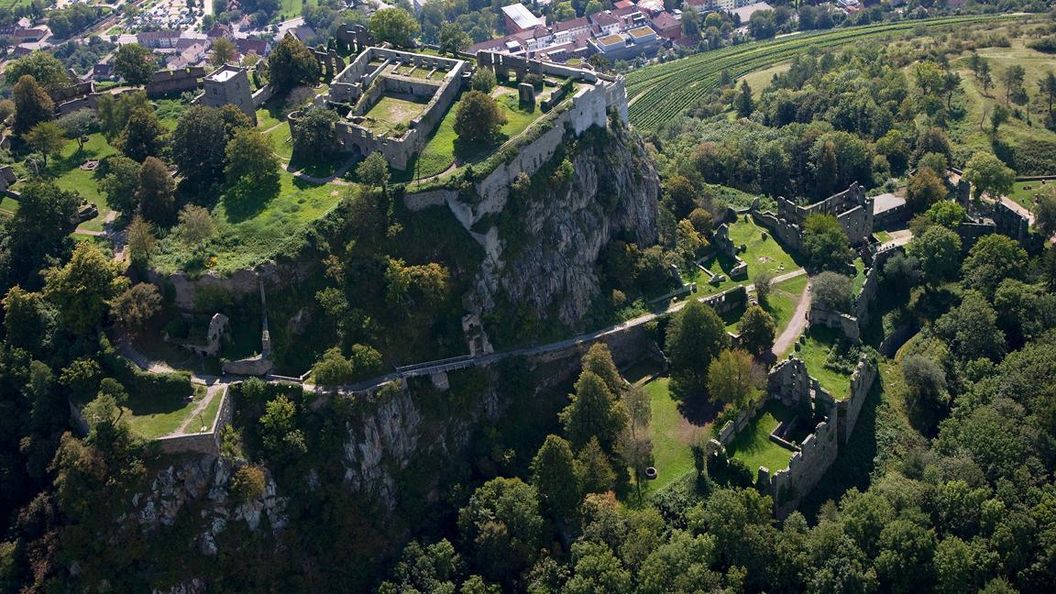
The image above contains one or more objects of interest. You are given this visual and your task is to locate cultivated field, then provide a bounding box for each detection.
[625,14,1017,130]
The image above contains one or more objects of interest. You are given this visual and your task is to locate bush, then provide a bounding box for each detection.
[230,465,267,503]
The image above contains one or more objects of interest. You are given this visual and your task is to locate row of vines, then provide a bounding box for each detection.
[625,14,1015,130]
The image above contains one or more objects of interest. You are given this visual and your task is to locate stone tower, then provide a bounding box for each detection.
[202,64,256,123]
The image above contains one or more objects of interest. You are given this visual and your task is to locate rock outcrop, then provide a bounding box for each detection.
[472,123,659,326]
[129,456,288,556]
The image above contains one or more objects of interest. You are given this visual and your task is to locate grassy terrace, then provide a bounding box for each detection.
[948,40,1056,170]
[689,216,800,295]
[403,82,576,180]
[125,384,212,440]
[363,95,428,136]
[726,401,796,473]
[796,326,853,399]
[152,171,345,274]
[625,14,1017,130]
[1008,179,1051,212]
[636,375,713,497]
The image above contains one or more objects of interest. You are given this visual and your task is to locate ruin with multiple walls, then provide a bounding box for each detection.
[754,183,875,252]
[291,47,468,169]
[711,353,877,518]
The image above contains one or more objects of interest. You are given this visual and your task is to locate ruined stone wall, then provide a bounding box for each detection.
[468,81,628,223]
[807,307,860,342]
[751,210,802,252]
[835,356,876,443]
[155,386,235,456]
[762,411,840,519]
[773,183,873,245]
[146,261,311,312]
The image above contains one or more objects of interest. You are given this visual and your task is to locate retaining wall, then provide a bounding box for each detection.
[761,414,840,519]
[155,385,235,456]
[146,260,311,312]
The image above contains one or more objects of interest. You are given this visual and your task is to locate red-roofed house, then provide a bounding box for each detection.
[651,11,681,40]
[590,11,621,35]
[614,0,634,8]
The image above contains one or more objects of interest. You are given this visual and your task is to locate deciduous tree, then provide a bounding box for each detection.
[12,75,53,135]
[665,300,729,398]
[454,91,506,145]
[737,304,776,355]
[113,43,157,85]
[802,214,853,272]
[369,8,420,48]
[267,35,321,92]
[24,121,65,167]
[117,106,166,162]
[707,349,760,409]
[137,156,176,223]
[42,242,128,333]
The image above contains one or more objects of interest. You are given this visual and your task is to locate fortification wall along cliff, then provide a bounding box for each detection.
[145,261,311,312]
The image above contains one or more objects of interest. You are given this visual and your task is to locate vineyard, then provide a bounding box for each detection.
[625,14,1018,131]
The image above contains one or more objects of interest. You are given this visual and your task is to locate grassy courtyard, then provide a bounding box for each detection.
[125,384,210,440]
[795,326,854,399]
[690,216,800,295]
[638,376,713,497]
[726,401,796,474]
[1008,179,1052,211]
[407,83,560,179]
[363,95,428,137]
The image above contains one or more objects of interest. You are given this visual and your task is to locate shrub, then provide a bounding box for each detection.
[230,465,267,503]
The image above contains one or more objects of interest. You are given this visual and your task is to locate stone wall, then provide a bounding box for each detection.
[468,81,625,222]
[147,67,207,97]
[761,411,840,519]
[155,385,235,456]
[145,261,310,312]
[835,356,876,444]
[774,183,874,245]
[751,210,803,252]
[807,307,861,342]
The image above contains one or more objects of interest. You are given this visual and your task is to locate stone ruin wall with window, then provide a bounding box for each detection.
[711,354,877,518]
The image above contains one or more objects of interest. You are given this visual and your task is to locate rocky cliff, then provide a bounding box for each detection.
[471,123,659,328]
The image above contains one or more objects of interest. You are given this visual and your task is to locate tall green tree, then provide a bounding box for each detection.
[737,304,776,355]
[12,75,53,135]
[42,242,128,334]
[734,80,754,118]
[802,214,853,272]
[530,435,581,525]
[906,225,962,287]
[225,128,281,203]
[961,233,1027,298]
[454,91,506,145]
[707,349,760,410]
[4,52,69,91]
[369,8,420,48]
[665,300,729,398]
[963,151,1014,201]
[560,371,628,452]
[171,105,250,191]
[24,121,65,168]
[457,477,545,585]
[113,43,157,85]
[99,155,142,216]
[117,106,166,162]
[267,34,321,92]
[137,156,176,223]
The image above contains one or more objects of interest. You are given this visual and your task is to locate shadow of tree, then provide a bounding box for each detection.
[220,176,281,223]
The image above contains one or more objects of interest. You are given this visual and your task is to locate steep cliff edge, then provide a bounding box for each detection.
[471,122,660,329]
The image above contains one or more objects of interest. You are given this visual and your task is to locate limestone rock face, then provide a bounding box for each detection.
[128,456,287,558]
[474,123,659,327]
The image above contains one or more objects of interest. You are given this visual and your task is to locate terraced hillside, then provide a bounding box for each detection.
[626,14,1017,130]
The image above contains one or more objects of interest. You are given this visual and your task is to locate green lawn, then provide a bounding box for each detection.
[152,171,347,274]
[639,377,712,497]
[741,61,791,97]
[764,273,808,339]
[796,326,853,399]
[852,257,867,296]
[46,133,117,233]
[256,107,284,131]
[267,121,295,160]
[1008,179,1051,211]
[873,230,893,243]
[690,216,800,296]
[278,0,316,19]
[125,384,206,440]
[408,84,553,179]
[0,196,18,218]
[727,401,796,474]
[363,95,428,137]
